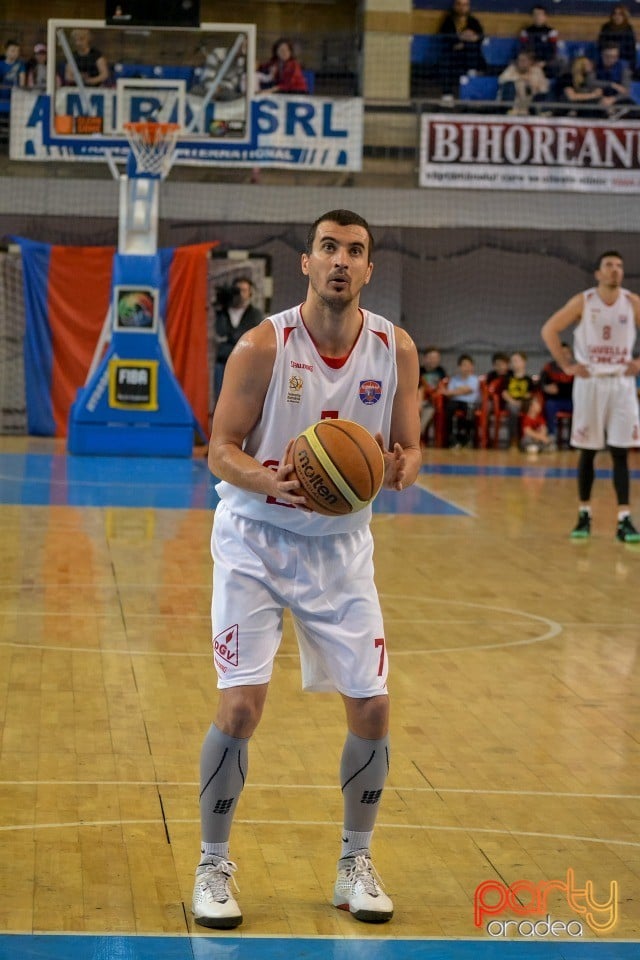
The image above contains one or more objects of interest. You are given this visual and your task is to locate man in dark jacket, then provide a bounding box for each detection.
[214,277,263,402]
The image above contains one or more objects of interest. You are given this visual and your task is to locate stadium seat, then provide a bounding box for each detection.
[458,75,499,100]
[302,69,315,94]
[481,37,518,69]
[153,66,195,85]
[113,62,156,79]
[556,40,598,63]
[631,81,640,104]
[411,34,444,66]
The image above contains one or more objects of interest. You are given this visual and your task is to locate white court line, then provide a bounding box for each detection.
[0,598,562,655]
[1,780,638,801]
[0,816,638,849]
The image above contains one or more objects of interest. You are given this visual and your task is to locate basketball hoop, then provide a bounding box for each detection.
[123,121,180,179]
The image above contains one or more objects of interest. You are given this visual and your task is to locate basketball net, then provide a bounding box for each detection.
[123,121,180,180]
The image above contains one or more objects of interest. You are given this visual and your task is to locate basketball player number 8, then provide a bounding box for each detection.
[375,637,386,676]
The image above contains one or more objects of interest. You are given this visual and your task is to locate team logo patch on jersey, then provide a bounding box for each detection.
[359,379,382,404]
[287,375,303,403]
[213,624,239,670]
[619,315,628,324]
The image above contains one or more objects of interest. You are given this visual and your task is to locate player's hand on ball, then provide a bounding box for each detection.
[375,433,407,491]
[274,439,311,508]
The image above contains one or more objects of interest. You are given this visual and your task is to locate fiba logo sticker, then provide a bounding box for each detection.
[213,625,239,673]
[474,869,618,938]
[359,379,382,405]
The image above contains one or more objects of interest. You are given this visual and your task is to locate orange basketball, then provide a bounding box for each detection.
[291,419,385,516]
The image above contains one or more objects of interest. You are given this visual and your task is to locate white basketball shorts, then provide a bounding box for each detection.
[571,375,640,450]
[210,500,389,698]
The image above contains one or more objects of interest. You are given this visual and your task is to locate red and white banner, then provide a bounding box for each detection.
[420,113,640,192]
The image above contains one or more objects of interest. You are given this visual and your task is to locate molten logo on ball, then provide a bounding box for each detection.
[295,448,340,509]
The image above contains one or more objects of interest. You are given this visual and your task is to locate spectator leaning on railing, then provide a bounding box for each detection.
[498,49,550,114]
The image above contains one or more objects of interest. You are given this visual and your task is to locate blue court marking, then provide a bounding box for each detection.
[0,453,466,516]
[0,935,638,960]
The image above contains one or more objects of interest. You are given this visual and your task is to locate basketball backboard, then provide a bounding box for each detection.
[44,19,255,167]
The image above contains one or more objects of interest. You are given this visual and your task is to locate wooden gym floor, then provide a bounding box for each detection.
[0,436,639,960]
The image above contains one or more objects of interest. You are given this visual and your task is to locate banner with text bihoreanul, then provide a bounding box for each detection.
[420,113,640,193]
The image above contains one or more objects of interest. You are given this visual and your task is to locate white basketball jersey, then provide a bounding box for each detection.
[573,288,637,375]
[216,305,398,535]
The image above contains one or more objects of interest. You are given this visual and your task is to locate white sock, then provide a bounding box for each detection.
[340,830,373,860]
[618,510,630,521]
[200,842,229,862]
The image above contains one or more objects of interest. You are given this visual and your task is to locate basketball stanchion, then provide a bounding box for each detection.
[67,119,203,457]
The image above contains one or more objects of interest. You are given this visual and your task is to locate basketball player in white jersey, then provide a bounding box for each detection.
[541,250,640,542]
[192,210,422,929]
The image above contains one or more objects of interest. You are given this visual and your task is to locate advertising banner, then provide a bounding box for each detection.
[420,113,640,192]
[10,89,363,171]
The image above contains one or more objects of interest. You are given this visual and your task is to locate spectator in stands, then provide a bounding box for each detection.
[25,43,48,91]
[502,350,534,446]
[596,43,634,110]
[442,353,480,447]
[437,0,486,100]
[257,38,308,94]
[214,277,263,403]
[419,346,447,441]
[485,351,511,389]
[540,342,573,442]
[520,393,557,454]
[64,28,109,87]
[519,5,564,78]
[0,39,26,88]
[558,57,606,116]
[498,49,550,114]
[597,4,637,68]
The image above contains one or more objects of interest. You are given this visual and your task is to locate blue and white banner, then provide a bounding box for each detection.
[9,89,363,171]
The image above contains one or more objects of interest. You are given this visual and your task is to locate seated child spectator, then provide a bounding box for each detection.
[519,5,565,78]
[0,39,26,88]
[419,346,447,441]
[498,49,550,114]
[520,393,557,454]
[502,351,534,445]
[257,38,308,93]
[442,353,481,447]
[598,4,637,68]
[485,351,511,390]
[25,43,49,91]
[539,341,573,441]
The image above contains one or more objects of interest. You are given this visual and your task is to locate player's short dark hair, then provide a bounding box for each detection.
[457,352,473,365]
[491,351,509,364]
[596,250,623,269]
[306,210,375,260]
